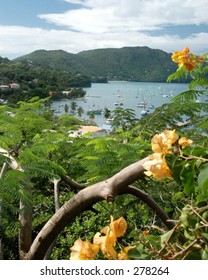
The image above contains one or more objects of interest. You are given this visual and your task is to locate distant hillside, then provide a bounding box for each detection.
[0,56,91,104]
[13,46,178,82]
[0,56,10,64]
[0,58,91,88]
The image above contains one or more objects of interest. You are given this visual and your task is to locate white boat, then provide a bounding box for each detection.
[137,101,147,108]
[114,102,123,106]
[141,110,148,117]
[138,98,149,117]
[105,118,114,125]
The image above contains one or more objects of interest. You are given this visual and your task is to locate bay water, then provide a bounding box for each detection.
[52,81,188,127]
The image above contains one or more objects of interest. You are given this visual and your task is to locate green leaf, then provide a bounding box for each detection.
[87,138,109,152]
[184,229,195,241]
[128,244,148,260]
[189,77,208,90]
[191,147,208,157]
[173,191,184,200]
[167,66,189,82]
[198,163,208,194]
[201,246,208,260]
[166,154,183,185]
[160,228,178,248]
[180,161,196,196]
[171,90,200,102]
[196,193,208,206]
[201,233,208,241]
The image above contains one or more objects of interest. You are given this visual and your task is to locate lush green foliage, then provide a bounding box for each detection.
[0,58,90,105]
[0,48,208,260]
[126,49,208,260]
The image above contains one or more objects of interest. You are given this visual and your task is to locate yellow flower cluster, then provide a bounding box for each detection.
[70,239,99,260]
[171,46,203,71]
[151,130,178,155]
[143,130,193,180]
[70,216,133,260]
[178,137,193,148]
[143,153,172,180]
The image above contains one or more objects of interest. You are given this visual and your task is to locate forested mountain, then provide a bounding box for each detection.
[13,46,178,82]
[0,56,90,88]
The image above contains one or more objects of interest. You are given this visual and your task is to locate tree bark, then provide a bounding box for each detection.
[26,157,174,260]
[0,162,9,260]
[61,175,84,191]
[0,148,32,259]
[44,178,61,260]
[18,180,32,260]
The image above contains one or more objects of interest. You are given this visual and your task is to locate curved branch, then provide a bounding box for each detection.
[26,157,148,259]
[123,185,175,229]
[61,175,85,191]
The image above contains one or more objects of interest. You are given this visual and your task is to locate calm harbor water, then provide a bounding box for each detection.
[52,81,188,127]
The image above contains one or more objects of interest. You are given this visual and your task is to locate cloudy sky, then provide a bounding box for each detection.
[0,0,207,59]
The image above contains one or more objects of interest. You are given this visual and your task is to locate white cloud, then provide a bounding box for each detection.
[0,24,207,59]
[53,0,208,32]
[0,0,207,58]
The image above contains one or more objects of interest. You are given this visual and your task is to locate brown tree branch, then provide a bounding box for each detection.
[44,178,61,260]
[123,185,175,229]
[18,180,32,260]
[61,175,84,191]
[0,162,9,260]
[25,157,173,260]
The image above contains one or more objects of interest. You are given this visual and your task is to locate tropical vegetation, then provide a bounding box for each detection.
[0,58,90,105]
[0,46,207,260]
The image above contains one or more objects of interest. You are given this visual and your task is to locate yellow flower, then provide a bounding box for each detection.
[143,153,172,180]
[171,46,197,71]
[70,216,128,260]
[111,216,128,237]
[70,238,99,260]
[93,231,117,259]
[93,216,127,259]
[151,130,178,155]
[178,137,193,148]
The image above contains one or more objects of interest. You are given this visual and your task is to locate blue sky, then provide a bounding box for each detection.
[0,0,207,59]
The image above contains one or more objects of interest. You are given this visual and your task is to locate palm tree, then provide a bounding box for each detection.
[77,106,84,118]
[89,112,95,121]
[70,101,77,113]
[103,107,111,120]
[64,104,69,113]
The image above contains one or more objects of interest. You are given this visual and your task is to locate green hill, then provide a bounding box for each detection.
[0,55,91,104]
[0,57,91,89]
[13,46,177,82]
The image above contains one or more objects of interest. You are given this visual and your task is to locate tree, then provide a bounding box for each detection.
[64,104,69,113]
[112,107,138,131]
[89,111,95,121]
[77,106,84,118]
[0,97,67,259]
[103,107,111,120]
[25,157,174,260]
[70,101,77,113]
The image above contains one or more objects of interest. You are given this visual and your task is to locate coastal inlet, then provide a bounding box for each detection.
[52,81,188,127]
